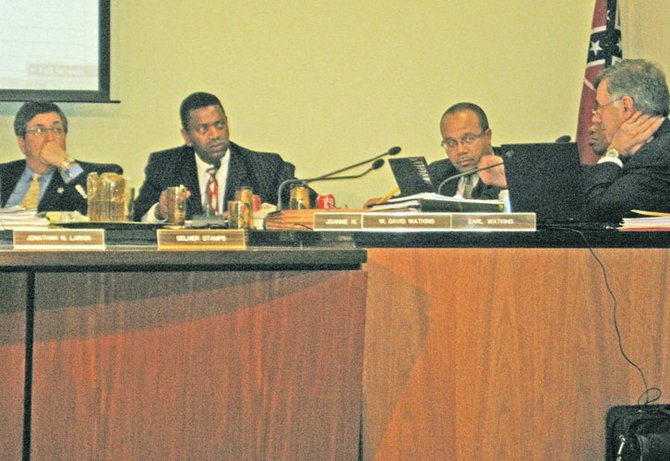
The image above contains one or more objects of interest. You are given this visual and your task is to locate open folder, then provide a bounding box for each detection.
[384,156,503,212]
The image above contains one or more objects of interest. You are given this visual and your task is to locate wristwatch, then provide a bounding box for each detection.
[604,148,620,159]
[58,157,75,170]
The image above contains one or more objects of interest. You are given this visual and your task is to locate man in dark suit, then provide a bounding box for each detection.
[0,101,122,214]
[428,102,505,199]
[133,92,301,221]
[583,59,670,222]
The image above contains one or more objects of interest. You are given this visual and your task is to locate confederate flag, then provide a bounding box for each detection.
[576,0,622,164]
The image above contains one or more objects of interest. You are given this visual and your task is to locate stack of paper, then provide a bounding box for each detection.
[368,192,504,213]
[619,210,670,231]
[0,206,50,230]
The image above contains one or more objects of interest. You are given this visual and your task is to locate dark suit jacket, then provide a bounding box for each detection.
[0,159,123,214]
[427,154,504,200]
[133,142,299,220]
[583,118,670,222]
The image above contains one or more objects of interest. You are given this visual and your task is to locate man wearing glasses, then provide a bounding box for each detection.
[0,101,122,213]
[428,102,505,199]
[134,92,301,221]
[584,59,669,221]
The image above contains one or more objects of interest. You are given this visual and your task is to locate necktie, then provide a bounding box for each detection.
[21,173,41,209]
[462,175,475,199]
[205,167,219,215]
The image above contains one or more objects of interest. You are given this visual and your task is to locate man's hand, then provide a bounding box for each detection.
[155,190,170,220]
[155,188,191,220]
[40,141,70,167]
[610,111,664,156]
[477,155,507,188]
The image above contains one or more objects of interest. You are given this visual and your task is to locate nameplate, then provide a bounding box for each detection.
[157,229,247,250]
[13,229,105,251]
[312,213,364,230]
[313,212,536,232]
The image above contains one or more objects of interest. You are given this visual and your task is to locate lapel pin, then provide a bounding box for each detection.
[57,187,65,194]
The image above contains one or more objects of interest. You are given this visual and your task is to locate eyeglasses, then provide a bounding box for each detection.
[441,131,485,150]
[189,120,227,135]
[592,97,622,116]
[25,126,66,137]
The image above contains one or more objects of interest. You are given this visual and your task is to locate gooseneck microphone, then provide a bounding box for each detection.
[307,158,386,184]
[315,146,400,180]
[436,161,505,196]
[276,146,400,210]
[277,158,387,210]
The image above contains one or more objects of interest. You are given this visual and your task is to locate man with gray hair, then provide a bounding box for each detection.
[584,59,670,221]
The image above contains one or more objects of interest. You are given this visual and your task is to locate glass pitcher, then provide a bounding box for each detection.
[86,172,127,222]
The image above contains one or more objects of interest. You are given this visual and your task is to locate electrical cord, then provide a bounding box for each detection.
[553,226,662,405]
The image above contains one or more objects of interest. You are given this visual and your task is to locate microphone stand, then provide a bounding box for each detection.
[315,146,401,180]
[436,161,504,196]
[277,158,386,210]
[276,148,398,210]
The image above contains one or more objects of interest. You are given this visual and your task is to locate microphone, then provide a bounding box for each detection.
[277,158,386,210]
[555,135,572,143]
[276,146,400,209]
[316,146,400,180]
[308,158,385,183]
[436,161,505,196]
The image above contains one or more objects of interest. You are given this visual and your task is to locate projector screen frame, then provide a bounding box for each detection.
[0,0,116,104]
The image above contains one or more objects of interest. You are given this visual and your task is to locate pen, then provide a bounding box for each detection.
[375,187,400,205]
[631,209,670,217]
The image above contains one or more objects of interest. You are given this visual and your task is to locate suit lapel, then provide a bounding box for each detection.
[39,170,68,210]
[224,146,251,206]
[1,161,25,206]
[442,178,459,196]
[176,148,203,216]
[435,161,460,196]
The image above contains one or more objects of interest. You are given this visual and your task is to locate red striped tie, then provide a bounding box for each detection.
[205,167,218,215]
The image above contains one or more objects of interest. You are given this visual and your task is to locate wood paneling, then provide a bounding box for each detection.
[0,273,27,461]
[30,270,366,461]
[363,248,670,461]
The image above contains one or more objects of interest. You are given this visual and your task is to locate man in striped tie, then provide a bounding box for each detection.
[134,92,308,222]
[0,101,122,214]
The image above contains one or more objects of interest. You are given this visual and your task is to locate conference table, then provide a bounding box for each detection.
[358,229,670,461]
[1,226,670,460]
[0,234,367,461]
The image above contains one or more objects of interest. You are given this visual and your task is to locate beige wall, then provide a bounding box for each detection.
[1,0,668,208]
